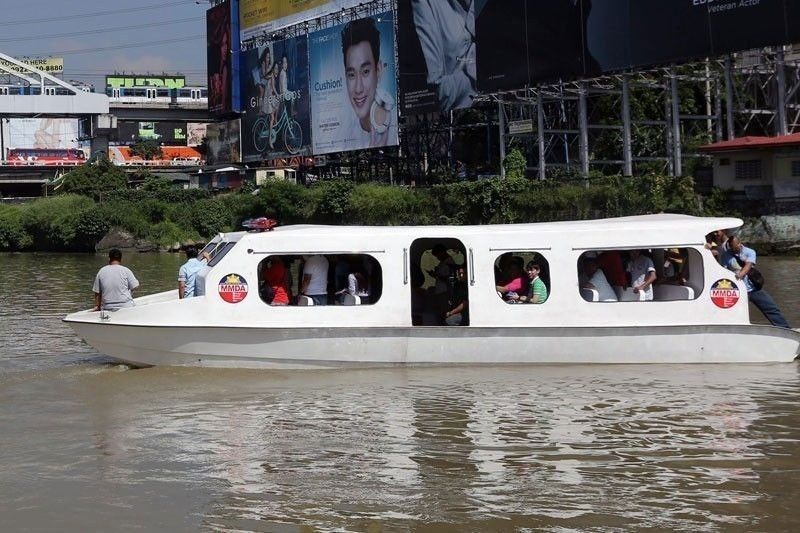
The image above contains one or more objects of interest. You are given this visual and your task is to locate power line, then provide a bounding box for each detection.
[0,1,201,26]
[28,35,206,56]
[0,17,204,42]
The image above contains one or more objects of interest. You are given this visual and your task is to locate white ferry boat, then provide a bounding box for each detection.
[64,214,800,368]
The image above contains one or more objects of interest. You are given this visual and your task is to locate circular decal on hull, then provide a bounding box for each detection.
[218,273,248,303]
[710,279,739,309]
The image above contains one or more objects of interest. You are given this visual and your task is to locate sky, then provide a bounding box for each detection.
[0,0,212,89]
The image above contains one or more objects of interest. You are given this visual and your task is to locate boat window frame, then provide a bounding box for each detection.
[207,242,237,267]
[576,247,705,303]
[257,253,384,307]
[493,250,551,305]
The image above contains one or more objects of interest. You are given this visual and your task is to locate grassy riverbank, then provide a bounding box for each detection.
[0,172,718,252]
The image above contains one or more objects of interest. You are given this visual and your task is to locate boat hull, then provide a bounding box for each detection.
[65,321,800,368]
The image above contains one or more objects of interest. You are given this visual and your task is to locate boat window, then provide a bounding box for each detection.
[257,254,382,306]
[207,242,236,267]
[494,252,551,304]
[409,238,469,326]
[576,248,704,302]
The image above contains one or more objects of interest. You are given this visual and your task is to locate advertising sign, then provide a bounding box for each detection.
[187,123,208,147]
[397,0,476,114]
[240,0,361,40]
[116,121,189,145]
[476,0,593,92]
[2,118,79,150]
[475,0,795,92]
[207,1,233,115]
[3,56,64,74]
[105,75,186,89]
[206,119,242,165]
[240,36,311,163]
[309,11,398,155]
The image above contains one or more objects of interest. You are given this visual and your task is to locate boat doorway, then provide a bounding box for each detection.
[409,238,469,326]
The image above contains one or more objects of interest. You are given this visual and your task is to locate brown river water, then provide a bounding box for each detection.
[1,252,800,531]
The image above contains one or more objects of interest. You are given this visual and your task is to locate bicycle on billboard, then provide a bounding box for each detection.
[253,77,303,155]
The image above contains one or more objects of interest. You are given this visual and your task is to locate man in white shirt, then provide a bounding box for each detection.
[627,250,656,301]
[580,257,617,302]
[301,255,330,305]
[340,17,398,150]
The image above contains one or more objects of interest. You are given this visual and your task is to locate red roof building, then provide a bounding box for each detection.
[698,134,800,200]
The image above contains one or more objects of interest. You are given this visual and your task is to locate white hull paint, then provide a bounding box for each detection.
[68,322,800,369]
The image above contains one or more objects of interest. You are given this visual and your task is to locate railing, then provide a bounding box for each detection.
[1,159,205,168]
[0,160,84,167]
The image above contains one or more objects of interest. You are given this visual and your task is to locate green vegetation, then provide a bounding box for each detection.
[0,162,723,252]
[129,139,164,161]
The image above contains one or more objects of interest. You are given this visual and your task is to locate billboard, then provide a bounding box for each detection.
[476,0,797,92]
[240,36,311,163]
[2,118,79,150]
[2,57,64,75]
[309,12,398,155]
[397,0,476,113]
[206,119,242,165]
[476,0,594,92]
[105,75,186,89]
[207,0,241,115]
[115,121,189,145]
[240,0,362,40]
[187,123,208,147]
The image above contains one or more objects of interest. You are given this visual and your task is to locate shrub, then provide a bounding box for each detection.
[348,184,431,225]
[255,180,311,224]
[60,158,128,200]
[0,205,29,250]
[190,199,232,237]
[310,180,354,223]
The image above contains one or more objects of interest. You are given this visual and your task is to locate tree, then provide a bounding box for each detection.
[59,156,128,200]
[503,149,527,179]
[129,139,164,161]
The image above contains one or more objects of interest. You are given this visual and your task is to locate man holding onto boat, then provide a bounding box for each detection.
[724,236,790,329]
[178,246,211,299]
[92,249,139,311]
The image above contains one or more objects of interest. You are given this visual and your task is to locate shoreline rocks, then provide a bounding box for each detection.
[739,215,800,255]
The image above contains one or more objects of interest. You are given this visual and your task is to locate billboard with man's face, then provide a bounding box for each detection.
[239,36,311,163]
[309,11,398,155]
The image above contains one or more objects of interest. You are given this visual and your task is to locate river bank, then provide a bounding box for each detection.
[2,174,798,253]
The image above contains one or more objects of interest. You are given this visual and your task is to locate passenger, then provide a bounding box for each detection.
[337,263,370,304]
[178,246,211,299]
[300,254,330,305]
[262,256,290,305]
[92,248,139,311]
[725,236,790,328]
[496,256,526,301]
[580,257,618,302]
[444,265,468,326]
[333,256,350,294]
[494,252,513,285]
[509,261,548,303]
[428,244,455,315]
[627,249,656,301]
[705,229,729,263]
[597,250,627,290]
[661,248,688,285]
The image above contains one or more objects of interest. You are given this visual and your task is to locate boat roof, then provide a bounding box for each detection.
[225,214,741,244]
